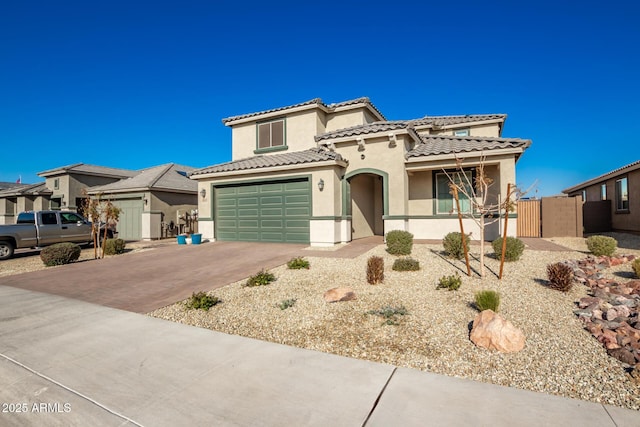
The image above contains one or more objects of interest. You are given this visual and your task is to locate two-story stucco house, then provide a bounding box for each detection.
[190,97,531,246]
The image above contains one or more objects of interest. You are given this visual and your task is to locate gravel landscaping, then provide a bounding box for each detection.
[149,233,640,411]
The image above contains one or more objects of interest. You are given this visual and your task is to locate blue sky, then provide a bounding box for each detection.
[1,1,638,196]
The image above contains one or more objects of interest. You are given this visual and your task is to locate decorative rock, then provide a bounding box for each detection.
[470,310,525,353]
[608,348,636,365]
[323,287,356,303]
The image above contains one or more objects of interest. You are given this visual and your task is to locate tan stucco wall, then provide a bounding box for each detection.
[231,110,322,160]
[325,109,369,133]
[151,191,198,224]
[426,123,501,138]
[335,135,409,216]
[570,168,639,233]
[407,157,515,220]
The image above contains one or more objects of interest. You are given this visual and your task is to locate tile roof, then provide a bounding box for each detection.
[222,97,386,124]
[315,114,507,141]
[562,159,640,194]
[38,163,138,178]
[89,164,197,193]
[0,182,52,196]
[409,114,507,127]
[406,135,531,158]
[190,148,346,176]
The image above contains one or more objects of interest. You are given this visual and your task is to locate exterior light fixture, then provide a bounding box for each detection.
[200,188,206,199]
[318,179,325,191]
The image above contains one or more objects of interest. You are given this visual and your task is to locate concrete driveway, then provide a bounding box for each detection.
[0,241,309,313]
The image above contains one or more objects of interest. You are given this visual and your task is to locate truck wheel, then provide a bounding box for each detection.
[0,241,14,260]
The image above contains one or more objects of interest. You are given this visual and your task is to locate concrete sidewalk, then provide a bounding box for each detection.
[1,286,638,426]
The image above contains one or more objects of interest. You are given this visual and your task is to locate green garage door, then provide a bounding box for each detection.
[215,179,310,243]
[112,199,143,240]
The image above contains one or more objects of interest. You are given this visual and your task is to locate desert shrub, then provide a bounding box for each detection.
[442,232,470,259]
[287,257,310,270]
[392,257,420,271]
[367,305,408,325]
[546,262,574,292]
[586,235,617,257]
[436,273,462,291]
[633,258,640,279]
[367,256,384,284]
[245,269,276,287]
[40,242,82,266]
[385,230,414,255]
[104,238,126,255]
[277,298,297,310]
[185,291,220,311]
[491,236,525,262]
[475,290,500,312]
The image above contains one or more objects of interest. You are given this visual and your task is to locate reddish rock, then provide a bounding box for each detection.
[608,348,636,365]
[470,310,525,353]
[323,287,356,303]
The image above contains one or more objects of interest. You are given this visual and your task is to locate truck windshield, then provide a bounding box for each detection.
[17,213,35,224]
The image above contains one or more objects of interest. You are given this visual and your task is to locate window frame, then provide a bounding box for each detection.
[601,184,607,201]
[615,176,629,212]
[434,169,475,215]
[453,128,470,137]
[255,118,287,154]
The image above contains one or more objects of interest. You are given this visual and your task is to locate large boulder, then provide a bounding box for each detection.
[323,287,357,303]
[470,310,525,353]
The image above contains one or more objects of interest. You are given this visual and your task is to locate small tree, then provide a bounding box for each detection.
[81,191,121,259]
[443,155,518,278]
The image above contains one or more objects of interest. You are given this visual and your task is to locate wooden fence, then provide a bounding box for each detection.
[517,196,584,238]
[517,200,541,237]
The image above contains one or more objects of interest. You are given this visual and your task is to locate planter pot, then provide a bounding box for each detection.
[177,234,187,245]
[191,233,202,245]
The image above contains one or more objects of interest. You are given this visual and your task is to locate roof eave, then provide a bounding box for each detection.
[562,161,640,194]
[190,159,348,180]
[405,147,526,165]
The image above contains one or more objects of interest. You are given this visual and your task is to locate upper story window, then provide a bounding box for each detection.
[54,178,60,190]
[581,190,587,202]
[601,184,607,201]
[453,129,470,137]
[256,119,286,153]
[616,177,629,211]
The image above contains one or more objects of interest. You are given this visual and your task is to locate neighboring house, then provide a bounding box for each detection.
[563,159,639,234]
[190,97,531,246]
[0,183,51,224]
[88,163,198,240]
[0,163,198,240]
[38,163,139,212]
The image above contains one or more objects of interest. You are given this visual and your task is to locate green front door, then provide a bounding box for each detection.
[215,179,310,243]
[112,199,143,240]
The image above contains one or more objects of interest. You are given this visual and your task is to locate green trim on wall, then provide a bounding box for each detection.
[384,213,518,220]
[198,217,214,221]
[342,168,390,217]
[310,216,346,221]
[254,145,288,155]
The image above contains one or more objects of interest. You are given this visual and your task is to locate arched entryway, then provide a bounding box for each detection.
[344,169,388,240]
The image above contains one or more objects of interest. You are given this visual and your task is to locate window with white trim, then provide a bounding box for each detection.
[453,129,470,137]
[257,119,285,151]
[435,171,473,214]
[601,184,606,201]
[616,177,629,211]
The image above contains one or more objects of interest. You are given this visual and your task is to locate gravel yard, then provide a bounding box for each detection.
[150,233,640,411]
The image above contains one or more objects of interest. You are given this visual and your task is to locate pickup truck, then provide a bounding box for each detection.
[0,210,112,260]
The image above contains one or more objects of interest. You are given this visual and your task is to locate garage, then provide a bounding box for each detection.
[112,199,143,240]
[215,178,310,243]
